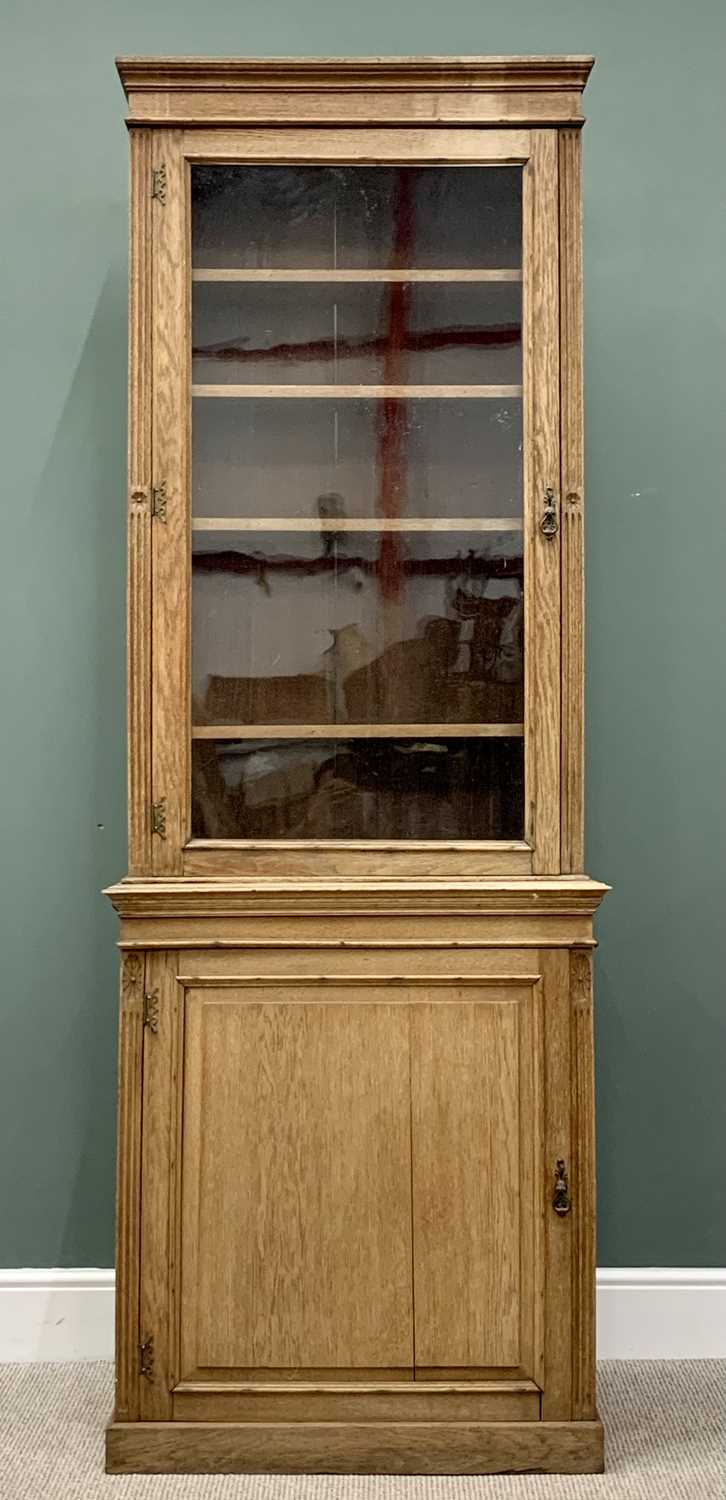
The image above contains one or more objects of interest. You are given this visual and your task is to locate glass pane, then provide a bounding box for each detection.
[192,281,522,387]
[192,529,523,728]
[192,737,524,841]
[189,162,525,843]
[193,398,523,521]
[192,166,522,270]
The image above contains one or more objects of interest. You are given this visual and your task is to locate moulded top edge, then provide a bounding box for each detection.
[104,876,610,920]
[115,54,595,97]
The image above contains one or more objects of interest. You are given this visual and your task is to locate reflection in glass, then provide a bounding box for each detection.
[190,161,526,843]
[193,398,523,521]
[192,737,524,841]
[192,530,523,727]
[192,282,522,387]
[191,166,522,270]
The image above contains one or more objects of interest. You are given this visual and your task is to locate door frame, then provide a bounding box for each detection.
[132,126,562,878]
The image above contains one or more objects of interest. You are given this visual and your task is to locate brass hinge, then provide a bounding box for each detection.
[143,990,159,1033]
[151,164,167,204]
[151,482,167,521]
[151,798,167,838]
[139,1335,154,1381]
[553,1158,571,1216]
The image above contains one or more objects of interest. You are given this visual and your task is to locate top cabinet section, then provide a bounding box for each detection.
[122,62,589,879]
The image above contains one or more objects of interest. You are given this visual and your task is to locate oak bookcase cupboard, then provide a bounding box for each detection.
[106,55,608,1476]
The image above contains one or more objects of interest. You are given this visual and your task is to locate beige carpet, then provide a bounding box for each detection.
[0,1362,723,1498]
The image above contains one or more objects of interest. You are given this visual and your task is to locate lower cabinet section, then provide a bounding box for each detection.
[111,893,603,1473]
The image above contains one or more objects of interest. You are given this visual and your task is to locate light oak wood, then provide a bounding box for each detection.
[126,131,153,874]
[138,952,180,1418]
[171,1384,541,1422]
[117,56,594,133]
[541,948,572,1418]
[559,130,585,873]
[176,946,540,979]
[524,131,561,873]
[180,992,414,1375]
[106,877,609,919]
[571,948,597,1419]
[150,132,189,874]
[191,516,524,531]
[182,127,532,162]
[117,55,595,92]
[176,973,539,988]
[186,1362,530,1382]
[411,988,542,1373]
[181,845,535,878]
[118,915,599,951]
[113,954,144,1420]
[129,91,582,130]
[110,54,603,1476]
[192,268,524,282]
[192,383,523,399]
[191,722,524,740]
[106,1417,604,1474]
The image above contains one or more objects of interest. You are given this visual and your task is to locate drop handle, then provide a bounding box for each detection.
[540,487,559,538]
[553,1158,571,1216]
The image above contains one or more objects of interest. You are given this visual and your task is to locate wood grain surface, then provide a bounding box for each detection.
[180,994,413,1375]
[106,1417,604,1474]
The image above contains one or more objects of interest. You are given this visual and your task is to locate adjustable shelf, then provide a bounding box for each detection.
[192,268,523,282]
[192,517,523,532]
[192,722,525,739]
[192,384,523,399]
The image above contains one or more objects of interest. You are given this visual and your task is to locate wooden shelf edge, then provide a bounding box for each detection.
[192,723,525,740]
[191,517,523,533]
[185,838,532,852]
[192,384,523,400]
[192,269,524,283]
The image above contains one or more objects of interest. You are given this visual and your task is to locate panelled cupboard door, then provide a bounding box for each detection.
[143,128,562,878]
[137,951,575,1417]
[179,991,414,1379]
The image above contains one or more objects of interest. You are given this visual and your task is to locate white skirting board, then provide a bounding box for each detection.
[0,1268,724,1362]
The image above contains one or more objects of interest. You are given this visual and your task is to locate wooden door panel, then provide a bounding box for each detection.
[180,993,413,1376]
[411,986,542,1375]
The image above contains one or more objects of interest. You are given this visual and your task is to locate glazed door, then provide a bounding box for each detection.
[143,128,561,878]
[137,947,573,1422]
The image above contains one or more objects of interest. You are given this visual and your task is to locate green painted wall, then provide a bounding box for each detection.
[1,0,724,1268]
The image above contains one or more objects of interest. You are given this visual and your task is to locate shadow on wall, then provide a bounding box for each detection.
[2,261,127,1267]
[585,260,726,1265]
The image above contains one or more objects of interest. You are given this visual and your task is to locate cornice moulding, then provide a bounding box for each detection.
[116,55,595,96]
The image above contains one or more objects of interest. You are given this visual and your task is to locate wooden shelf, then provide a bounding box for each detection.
[192,268,523,283]
[193,724,524,741]
[192,517,523,533]
[192,384,523,400]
